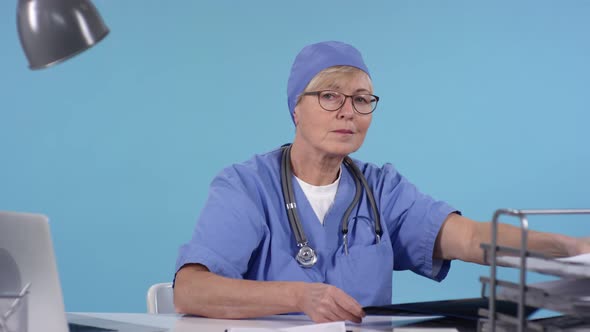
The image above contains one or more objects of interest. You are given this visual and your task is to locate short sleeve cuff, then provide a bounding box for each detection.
[174,244,243,281]
[420,208,460,282]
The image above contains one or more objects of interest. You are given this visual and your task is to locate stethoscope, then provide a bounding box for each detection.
[280,144,382,268]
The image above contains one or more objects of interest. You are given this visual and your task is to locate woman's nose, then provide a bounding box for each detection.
[337,97,355,118]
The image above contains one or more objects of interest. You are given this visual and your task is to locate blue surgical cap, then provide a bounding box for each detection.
[287,41,371,124]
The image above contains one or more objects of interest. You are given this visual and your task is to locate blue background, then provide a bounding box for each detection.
[1,0,589,313]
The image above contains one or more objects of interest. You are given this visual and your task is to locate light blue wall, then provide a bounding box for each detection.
[1,1,589,312]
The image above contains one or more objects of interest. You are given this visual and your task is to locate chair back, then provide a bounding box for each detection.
[146,282,174,314]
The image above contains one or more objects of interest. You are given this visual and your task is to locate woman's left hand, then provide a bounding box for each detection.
[564,236,590,256]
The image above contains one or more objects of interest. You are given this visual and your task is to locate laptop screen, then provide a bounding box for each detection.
[0,211,69,332]
[1,211,167,332]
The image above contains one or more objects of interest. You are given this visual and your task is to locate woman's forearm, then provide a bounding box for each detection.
[470,220,588,264]
[173,264,304,319]
[436,214,589,264]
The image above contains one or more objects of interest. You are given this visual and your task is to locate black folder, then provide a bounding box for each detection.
[364,297,538,321]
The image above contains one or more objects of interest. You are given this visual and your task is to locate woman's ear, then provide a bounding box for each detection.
[292,107,299,126]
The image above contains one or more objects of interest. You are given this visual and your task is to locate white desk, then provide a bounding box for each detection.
[69,313,454,332]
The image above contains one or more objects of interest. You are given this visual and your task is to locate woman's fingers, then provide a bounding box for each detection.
[300,283,364,323]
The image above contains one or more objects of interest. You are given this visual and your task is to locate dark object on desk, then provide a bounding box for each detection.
[67,313,166,332]
[364,297,538,321]
[69,323,115,332]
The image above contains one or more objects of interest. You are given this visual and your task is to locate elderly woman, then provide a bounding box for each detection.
[173,41,589,323]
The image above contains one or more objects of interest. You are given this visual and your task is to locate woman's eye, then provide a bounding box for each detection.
[321,92,337,100]
[354,96,370,104]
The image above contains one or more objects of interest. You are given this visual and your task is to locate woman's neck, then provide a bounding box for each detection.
[289,142,343,186]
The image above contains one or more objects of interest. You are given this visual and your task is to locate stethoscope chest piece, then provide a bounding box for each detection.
[296,244,318,268]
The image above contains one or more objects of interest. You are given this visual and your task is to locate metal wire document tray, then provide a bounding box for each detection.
[477,209,590,332]
[0,283,30,332]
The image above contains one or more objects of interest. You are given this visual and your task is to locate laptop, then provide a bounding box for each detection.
[0,211,165,332]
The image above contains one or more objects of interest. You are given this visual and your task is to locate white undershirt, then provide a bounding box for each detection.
[295,169,341,224]
[295,168,443,276]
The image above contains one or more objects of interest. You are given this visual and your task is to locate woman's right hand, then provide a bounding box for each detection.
[296,282,365,323]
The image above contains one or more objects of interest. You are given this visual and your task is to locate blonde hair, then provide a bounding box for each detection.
[296,66,373,105]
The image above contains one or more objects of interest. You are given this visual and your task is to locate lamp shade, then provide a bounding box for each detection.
[17,0,109,70]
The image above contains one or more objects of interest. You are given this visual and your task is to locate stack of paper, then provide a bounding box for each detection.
[225,315,446,332]
[494,253,590,316]
[496,253,590,278]
[226,321,346,332]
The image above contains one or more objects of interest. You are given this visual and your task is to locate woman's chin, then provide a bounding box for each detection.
[324,143,360,157]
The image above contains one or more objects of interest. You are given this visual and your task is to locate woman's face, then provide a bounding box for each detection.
[293,71,373,158]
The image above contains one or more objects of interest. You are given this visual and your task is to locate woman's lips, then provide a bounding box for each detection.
[333,129,354,134]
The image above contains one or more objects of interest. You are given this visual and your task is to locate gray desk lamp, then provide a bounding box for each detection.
[17,0,109,70]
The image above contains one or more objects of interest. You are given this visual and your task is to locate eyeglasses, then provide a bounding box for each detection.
[302,90,379,115]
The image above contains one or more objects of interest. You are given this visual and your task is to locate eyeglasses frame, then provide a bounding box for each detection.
[301,90,380,115]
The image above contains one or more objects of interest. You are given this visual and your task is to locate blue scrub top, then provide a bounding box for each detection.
[175,147,457,307]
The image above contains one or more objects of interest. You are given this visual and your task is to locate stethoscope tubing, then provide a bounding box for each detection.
[280,144,382,267]
[344,157,382,241]
[280,144,308,245]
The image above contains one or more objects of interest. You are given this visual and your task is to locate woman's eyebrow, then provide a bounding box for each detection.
[323,85,371,94]
[354,88,371,94]
[325,83,341,90]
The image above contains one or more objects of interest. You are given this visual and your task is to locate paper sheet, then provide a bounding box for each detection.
[497,253,590,278]
[522,278,590,299]
[226,321,346,332]
[226,316,441,332]
[496,277,590,315]
[556,252,590,264]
